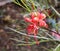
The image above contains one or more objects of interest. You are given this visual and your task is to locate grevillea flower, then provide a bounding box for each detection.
[39,20,48,28]
[26,24,38,35]
[24,12,48,44]
[31,12,46,20]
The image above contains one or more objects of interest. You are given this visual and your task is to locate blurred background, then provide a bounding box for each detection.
[0,0,60,51]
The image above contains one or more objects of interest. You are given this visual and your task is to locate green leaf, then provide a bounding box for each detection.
[54,44,60,51]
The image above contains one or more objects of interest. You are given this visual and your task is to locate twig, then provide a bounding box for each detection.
[10,38,31,43]
[40,29,55,39]
[5,26,49,40]
[17,39,60,46]
[54,44,60,51]
[50,5,60,17]
[44,28,60,36]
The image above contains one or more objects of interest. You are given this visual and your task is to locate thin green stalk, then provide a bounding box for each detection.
[50,12,55,17]
[43,10,51,18]
[13,0,30,12]
[46,0,49,8]
[51,5,60,17]
[39,0,43,9]
[13,0,27,10]
[17,39,60,46]
[21,0,31,12]
[29,0,36,11]
[6,26,49,39]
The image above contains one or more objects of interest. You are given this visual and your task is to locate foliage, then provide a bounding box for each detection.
[8,0,60,48]
[54,44,60,51]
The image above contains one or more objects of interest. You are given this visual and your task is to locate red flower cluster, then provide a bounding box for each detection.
[24,12,48,34]
[24,12,48,44]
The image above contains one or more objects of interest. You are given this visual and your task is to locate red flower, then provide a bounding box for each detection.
[26,24,39,44]
[24,17,32,23]
[24,12,48,44]
[31,12,46,20]
[24,12,48,34]
[39,13,46,19]
[24,12,48,33]
[31,12,40,19]
[26,24,38,35]
[39,20,48,28]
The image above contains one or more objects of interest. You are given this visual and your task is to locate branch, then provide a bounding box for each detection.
[50,5,60,17]
[5,26,49,40]
[44,28,60,36]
